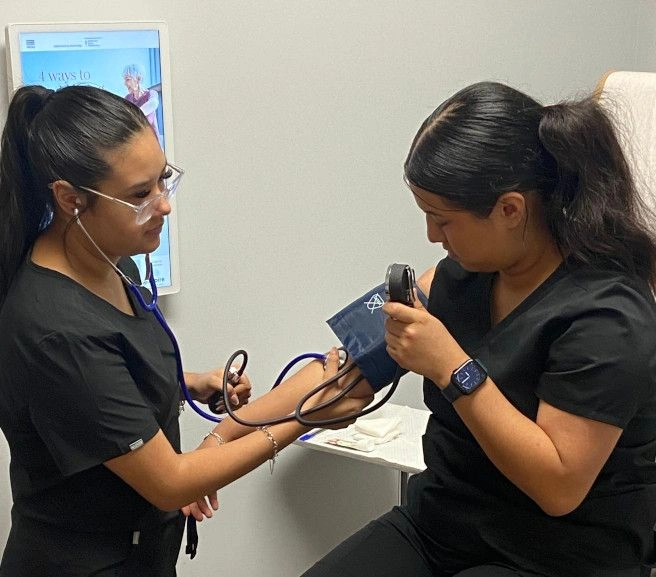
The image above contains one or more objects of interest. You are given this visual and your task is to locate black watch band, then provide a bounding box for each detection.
[441,381,465,403]
[441,358,488,404]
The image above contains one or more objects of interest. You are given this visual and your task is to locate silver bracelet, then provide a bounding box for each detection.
[203,431,226,446]
[257,425,278,474]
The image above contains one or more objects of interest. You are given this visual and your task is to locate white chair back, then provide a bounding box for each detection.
[596,70,656,214]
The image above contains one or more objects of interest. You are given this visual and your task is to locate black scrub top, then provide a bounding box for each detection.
[0,258,183,575]
[408,257,656,576]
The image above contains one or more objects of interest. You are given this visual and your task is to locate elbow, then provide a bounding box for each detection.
[538,501,578,517]
[150,487,205,512]
[142,465,193,512]
[146,458,222,512]
[534,491,586,517]
[150,493,184,513]
[522,468,594,517]
[147,486,185,513]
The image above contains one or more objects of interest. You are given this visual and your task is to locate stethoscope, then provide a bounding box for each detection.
[128,264,404,427]
[128,270,407,562]
[75,213,406,561]
[75,213,404,427]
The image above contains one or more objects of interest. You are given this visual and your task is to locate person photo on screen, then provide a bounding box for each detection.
[123,63,163,149]
[0,84,372,577]
[300,81,656,577]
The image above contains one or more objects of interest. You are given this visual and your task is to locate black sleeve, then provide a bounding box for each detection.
[537,284,656,428]
[27,329,161,476]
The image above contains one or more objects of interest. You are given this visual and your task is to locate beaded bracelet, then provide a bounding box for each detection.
[203,431,226,446]
[257,425,279,474]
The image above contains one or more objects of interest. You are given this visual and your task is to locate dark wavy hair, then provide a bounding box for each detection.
[0,85,150,306]
[404,81,656,288]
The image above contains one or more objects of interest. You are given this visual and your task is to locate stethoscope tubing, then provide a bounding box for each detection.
[74,216,406,560]
[127,275,227,423]
[131,272,404,428]
[218,349,406,428]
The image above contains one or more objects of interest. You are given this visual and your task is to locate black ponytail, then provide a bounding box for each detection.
[538,99,656,285]
[0,85,150,307]
[0,86,54,307]
[404,81,656,288]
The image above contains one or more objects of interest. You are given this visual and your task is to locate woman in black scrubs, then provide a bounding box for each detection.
[0,85,370,576]
[301,81,656,577]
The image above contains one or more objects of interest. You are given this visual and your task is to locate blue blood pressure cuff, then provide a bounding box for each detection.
[326,283,428,392]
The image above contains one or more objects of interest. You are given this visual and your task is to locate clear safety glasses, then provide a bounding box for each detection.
[75,163,184,225]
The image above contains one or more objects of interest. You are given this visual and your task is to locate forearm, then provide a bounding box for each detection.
[108,365,319,509]
[176,420,304,509]
[121,423,298,511]
[452,379,591,515]
[204,360,326,443]
[107,353,370,510]
[387,302,604,515]
[158,360,329,508]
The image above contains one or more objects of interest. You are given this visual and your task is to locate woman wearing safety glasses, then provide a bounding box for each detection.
[0,85,371,577]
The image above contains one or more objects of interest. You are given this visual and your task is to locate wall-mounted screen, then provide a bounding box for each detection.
[5,21,180,294]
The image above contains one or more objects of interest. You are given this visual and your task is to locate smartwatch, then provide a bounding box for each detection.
[441,358,488,403]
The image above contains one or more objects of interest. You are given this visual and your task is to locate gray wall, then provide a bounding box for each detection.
[1,2,655,576]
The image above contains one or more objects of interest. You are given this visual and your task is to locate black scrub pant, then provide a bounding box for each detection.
[0,508,185,577]
[299,506,548,577]
[302,462,649,577]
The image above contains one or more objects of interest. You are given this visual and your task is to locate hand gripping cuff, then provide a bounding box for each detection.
[326,282,428,392]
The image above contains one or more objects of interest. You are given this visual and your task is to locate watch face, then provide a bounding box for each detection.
[453,360,487,393]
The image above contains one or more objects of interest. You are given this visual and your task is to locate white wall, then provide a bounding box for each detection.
[1,1,655,576]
